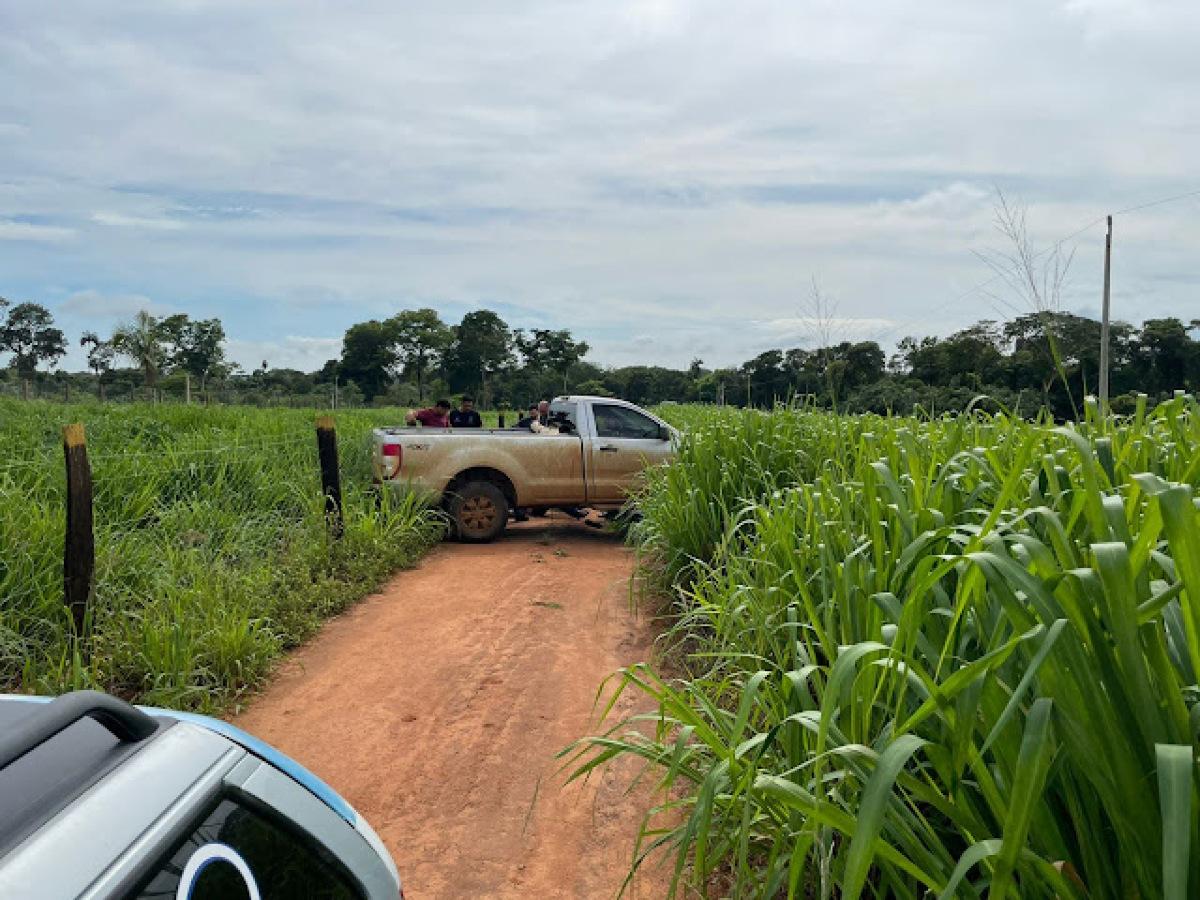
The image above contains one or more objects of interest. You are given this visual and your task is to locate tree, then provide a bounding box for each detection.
[602,365,693,406]
[388,308,452,401]
[902,323,1004,389]
[80,332,116,399]
[836,341,886,390]
[515,328,590,391]
[575,378,614,397]
[0,303,67,397]
[111,311,168,399]
[1135,318,1197,395]
[782,348,822,396]
[444,311,513,403]
[315,358,340,384]
[999,311,1112,417]
[339,320,397,401]
[693,368,742,405]
[742,350,788,406]
[160,314,227,395]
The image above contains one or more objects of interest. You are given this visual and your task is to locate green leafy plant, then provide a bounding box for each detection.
[568,395,1200,898]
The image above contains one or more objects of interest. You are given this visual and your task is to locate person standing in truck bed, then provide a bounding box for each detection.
[517,400,553,431]
[406,399,452,427]
[449,396,482,428]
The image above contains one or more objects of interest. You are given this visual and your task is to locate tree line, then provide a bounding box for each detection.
[2,295,1198,416]
[0,298,227,402]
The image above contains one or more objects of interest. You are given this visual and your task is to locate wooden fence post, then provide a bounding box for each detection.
[315,416,344,538]
[62,424,94,651]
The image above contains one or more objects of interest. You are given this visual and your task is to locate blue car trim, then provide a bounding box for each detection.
[142,708,358,825]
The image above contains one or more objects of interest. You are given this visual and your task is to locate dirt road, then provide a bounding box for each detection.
[233,519,672,899]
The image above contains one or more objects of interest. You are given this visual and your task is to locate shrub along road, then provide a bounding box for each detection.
[233,518,670,899]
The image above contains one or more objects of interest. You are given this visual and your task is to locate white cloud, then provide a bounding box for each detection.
[620,0,691,37]
[2,1,1200,369]
[59,290,163,319]
[91,211,186,231]
[0,220,74,241]
[884,183,992,219]
[757,317,899,343]
[225,336,342,371]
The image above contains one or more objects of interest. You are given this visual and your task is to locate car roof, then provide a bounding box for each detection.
[0,694,355,830]
[0,697,177,857]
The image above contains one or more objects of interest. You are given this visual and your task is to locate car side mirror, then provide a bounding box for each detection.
[658,425,671,441]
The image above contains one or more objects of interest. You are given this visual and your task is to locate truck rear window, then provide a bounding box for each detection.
[130,797,362,899]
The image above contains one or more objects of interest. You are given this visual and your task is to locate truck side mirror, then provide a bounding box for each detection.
[658,425,671,441]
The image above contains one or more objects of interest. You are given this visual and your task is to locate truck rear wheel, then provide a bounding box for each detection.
[449,481,508,543]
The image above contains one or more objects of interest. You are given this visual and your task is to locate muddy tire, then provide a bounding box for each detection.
[449,481,509,543]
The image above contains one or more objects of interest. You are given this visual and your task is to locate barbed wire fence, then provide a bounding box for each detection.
[1,418,355,658]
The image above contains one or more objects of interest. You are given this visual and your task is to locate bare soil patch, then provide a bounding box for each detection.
[233,517,672,899]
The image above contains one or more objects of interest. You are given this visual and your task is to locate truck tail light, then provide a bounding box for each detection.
[381,443,402,479]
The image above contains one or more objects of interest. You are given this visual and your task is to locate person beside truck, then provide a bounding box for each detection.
[449,396,483,428]
[406,399,452,427]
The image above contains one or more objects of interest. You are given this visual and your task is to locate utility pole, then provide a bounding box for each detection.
[1099,215,1113,413]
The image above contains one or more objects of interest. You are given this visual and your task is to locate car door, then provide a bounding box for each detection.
[586,404,674,504]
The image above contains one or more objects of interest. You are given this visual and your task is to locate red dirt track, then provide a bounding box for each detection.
[232,518,672,899]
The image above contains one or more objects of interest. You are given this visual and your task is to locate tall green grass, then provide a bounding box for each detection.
[570,396,1200,898]
[0,399,441,712]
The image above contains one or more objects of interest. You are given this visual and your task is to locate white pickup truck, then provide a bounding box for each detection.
[372,395,678,541]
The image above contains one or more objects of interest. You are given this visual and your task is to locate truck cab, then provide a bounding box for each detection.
[548,396,676,505]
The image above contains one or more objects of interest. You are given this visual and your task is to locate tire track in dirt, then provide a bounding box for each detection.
[232,518,672,899]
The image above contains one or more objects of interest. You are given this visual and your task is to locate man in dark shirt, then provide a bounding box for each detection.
[406,399,452,427]
[516,400,552,430]
[514,404,539,429]
[449,396,483,428]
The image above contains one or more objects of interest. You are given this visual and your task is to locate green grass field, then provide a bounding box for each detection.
[0,399,442,712]
[570,396,1200,899]
[8,395,1200,895]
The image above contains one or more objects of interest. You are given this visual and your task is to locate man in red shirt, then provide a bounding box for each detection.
[406,399,452,427]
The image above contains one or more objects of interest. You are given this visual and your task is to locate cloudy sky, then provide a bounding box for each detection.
[2,0,1198,372]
